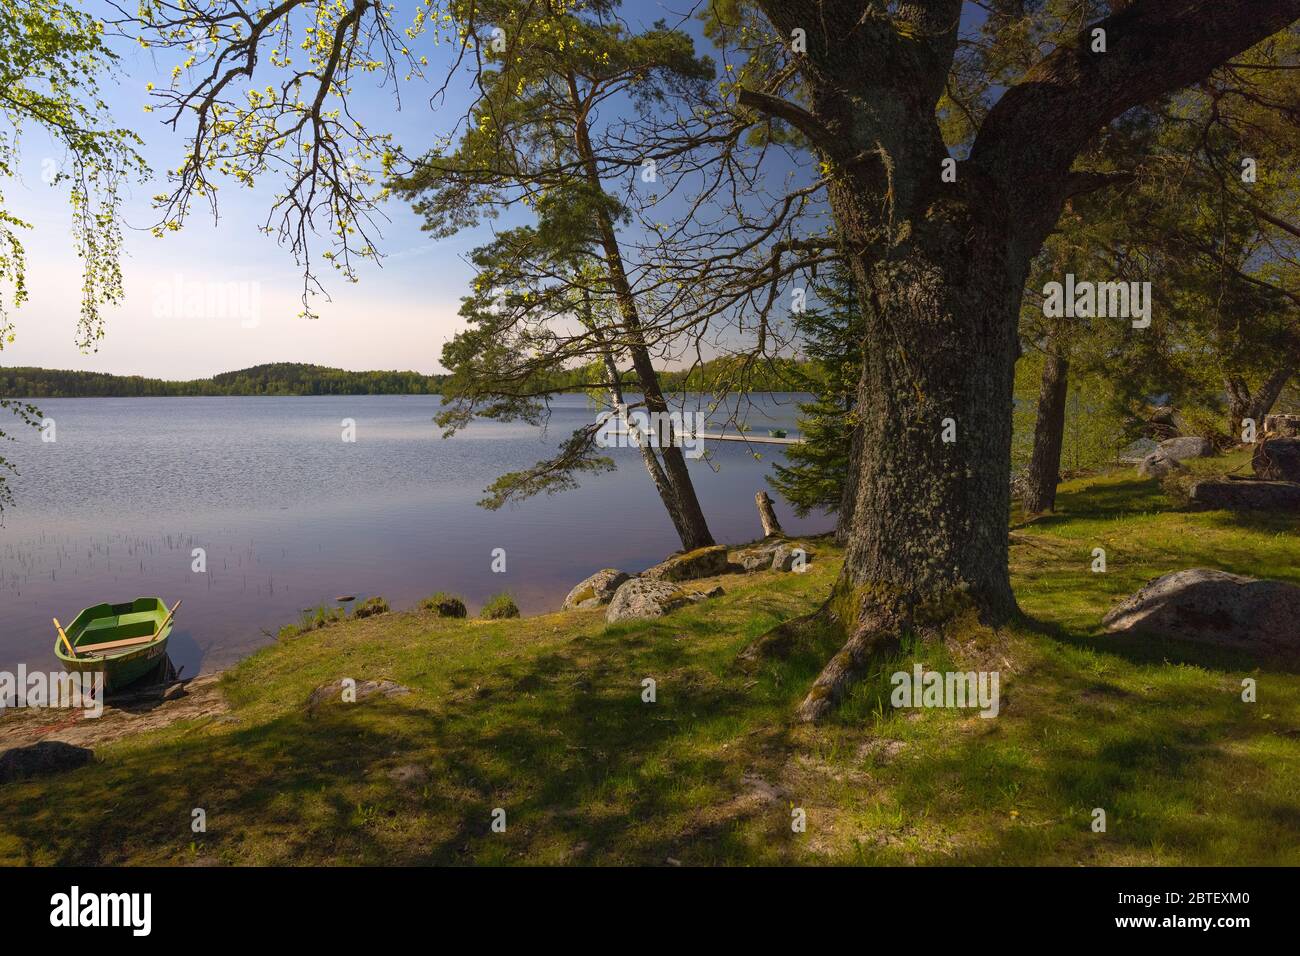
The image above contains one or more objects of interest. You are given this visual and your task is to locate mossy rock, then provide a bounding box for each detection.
[562,569,630,609]
[641,545,729,582]
[606,578,703,623]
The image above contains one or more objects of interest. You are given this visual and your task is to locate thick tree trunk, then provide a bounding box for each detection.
[1022,344,1071,514]
[747,0,1300,722]
[1227,364,1296,437]
[798,215,1025,720]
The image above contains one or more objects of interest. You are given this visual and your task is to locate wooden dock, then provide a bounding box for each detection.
[608,430,803,445]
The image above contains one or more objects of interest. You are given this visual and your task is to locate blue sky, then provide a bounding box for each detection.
[5,0,721,379]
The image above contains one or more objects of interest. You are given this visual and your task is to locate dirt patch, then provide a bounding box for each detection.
[0,674,228,756]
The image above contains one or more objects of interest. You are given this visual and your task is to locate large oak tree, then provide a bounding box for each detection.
[736,0,1300,719]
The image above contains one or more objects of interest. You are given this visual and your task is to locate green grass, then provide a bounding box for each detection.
[420,592,467,618]
[479,592,520,620]
[0,462,1296,865]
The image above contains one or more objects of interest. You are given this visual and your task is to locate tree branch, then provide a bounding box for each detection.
[972,0,1300,233]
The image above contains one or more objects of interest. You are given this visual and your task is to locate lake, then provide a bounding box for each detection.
[0,394,832,678]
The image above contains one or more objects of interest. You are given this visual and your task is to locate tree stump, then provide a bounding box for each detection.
[755,490,784,538]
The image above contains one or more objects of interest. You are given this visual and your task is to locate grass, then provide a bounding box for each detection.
[420,592,467,618]
[479,592,520,620]
[0,458,1296,865]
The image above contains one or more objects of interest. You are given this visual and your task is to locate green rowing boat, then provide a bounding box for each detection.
[54,597,178,691]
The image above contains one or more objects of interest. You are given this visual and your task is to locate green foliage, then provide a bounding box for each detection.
[0,0,148,509]
[1012,351,1130,477]
[387,1,720,517]
[767,268,863,518]
[479,592,520,620]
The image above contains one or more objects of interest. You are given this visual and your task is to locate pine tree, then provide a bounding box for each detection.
[766,268,863,536]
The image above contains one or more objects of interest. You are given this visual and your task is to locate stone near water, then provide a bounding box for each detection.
[604,578,719,623]
[562,569,630,609]
[1189,478,1300,512]
[734,544,780,571]
[1252,437,1300,483]
[771,544,811,571]
[641,545,729,582]
[1103,568,1300,652]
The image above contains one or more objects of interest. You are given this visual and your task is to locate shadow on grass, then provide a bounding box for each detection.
[0,612,811,866]
[1021,610,1300,676]
[858,616,1300,865]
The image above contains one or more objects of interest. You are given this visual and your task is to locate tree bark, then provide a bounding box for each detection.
[1023,343,1071,514]
[755,490,784,537]
[1227,363,1297,437]
[748,0,1300,722]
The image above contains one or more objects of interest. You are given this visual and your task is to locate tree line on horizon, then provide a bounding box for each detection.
[0,357,810,398]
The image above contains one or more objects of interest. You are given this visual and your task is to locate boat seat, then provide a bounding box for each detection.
[79,611,160,645]
[76,633,162,655]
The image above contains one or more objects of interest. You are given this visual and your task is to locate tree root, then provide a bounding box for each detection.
[737,600,833,664]
[795,609,901,723]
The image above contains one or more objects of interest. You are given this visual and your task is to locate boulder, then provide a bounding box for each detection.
[1137,451,1186,479]
[1158,435,1214,461]
[606,579,699,623]
[1148,405,1179,429]
[734,544,781,571]
[307,679,410,711]
[641,545,729,582]
[1264,413,1300,438]
[0,741,94,784]
[771,544,812,572]
[1102,569,1300,652]
[1189,478,1300,512]
[562,569,630,609]
[1252,437,1300,483]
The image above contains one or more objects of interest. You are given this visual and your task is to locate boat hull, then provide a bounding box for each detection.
[55,597,174,692]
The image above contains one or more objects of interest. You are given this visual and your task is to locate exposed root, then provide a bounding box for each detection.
[737,600,833,664]
[795,610,901,723]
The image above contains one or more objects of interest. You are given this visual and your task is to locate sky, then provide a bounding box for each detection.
[3,0,716,380]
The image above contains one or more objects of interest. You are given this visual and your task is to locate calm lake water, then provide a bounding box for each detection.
[0,394,831,677]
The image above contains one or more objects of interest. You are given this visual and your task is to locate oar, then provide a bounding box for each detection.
[52,618,77,659]
[151,600,182,641]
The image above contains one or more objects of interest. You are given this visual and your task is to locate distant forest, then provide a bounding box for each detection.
[0,363,447,397]
[0,357,811,398]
